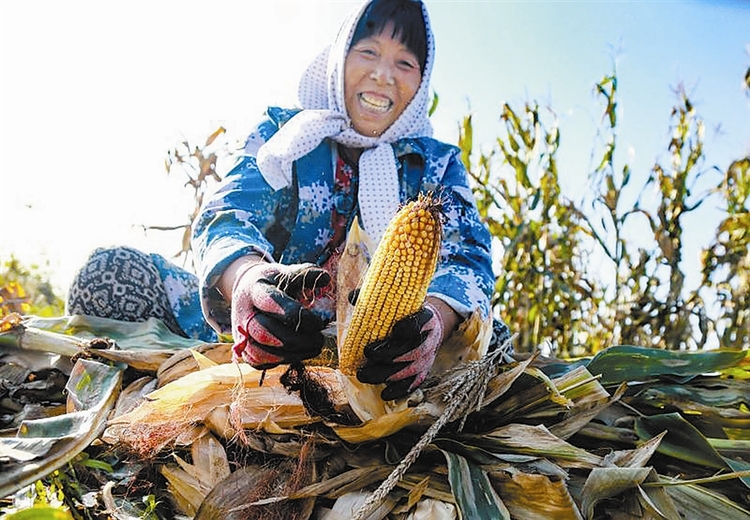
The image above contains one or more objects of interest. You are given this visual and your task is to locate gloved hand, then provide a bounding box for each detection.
[231,262,332,369]
[357,302,444,401]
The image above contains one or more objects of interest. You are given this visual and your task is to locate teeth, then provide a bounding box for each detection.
[359,93,391,112]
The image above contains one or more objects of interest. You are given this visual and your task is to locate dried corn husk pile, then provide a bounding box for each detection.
[2,215,749,519]
[2,310,749,520]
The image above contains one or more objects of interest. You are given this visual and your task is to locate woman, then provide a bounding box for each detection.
[67,0,509,401]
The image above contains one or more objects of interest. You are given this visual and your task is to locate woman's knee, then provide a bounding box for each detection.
[66,246,185,336]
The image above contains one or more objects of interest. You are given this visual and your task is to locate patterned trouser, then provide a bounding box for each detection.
[66,246,186,337]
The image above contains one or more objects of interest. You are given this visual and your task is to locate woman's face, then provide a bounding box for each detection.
[344,21,423,137]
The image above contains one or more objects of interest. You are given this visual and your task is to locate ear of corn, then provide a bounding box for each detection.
[338,193,443,375]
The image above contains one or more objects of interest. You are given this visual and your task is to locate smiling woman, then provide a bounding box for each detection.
[64,0,511,402]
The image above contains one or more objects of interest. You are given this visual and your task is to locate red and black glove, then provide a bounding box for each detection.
[231,262,332,369]
[357,302,444,401]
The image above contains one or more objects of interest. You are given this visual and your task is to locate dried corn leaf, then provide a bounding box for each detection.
[157,343,233,386]
[430,310,493,378]
[577,421,640,446]
[526,366,574,408]
[580,466,652,518]
[398,473,456,503]
[404,475,431,511]
[321,492,396,520]
[487,365,607,431]
[165,438,231,514]
[628,378,750,441]
[710,438,750,459]
[663,482,750,519]
[112,376,157,417]
[404,499,456,519]
[549,381,625,441]
[479,353,535,407]
[186,433,231,487]
[331,405,434,444]
[586,467,682,520]
[288,466,393,500]
[434,438,568,479]
[488,467,583,520]
[602,431,666,469]
[466,423,604,469]
[161,463,209,516]
[635,470,683,520]
[195,458,316,520]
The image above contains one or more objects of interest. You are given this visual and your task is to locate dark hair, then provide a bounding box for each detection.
[350,0,427,71]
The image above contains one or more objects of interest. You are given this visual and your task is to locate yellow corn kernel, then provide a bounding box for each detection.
[338,194,443,375]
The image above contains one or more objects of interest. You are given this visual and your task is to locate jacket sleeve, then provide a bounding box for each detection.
[423,147,495,320]
[191,118,290,334]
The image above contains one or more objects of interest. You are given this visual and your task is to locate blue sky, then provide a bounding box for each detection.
[0,0,748,293]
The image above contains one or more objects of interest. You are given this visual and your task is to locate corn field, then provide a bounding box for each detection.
[463,73,748,356]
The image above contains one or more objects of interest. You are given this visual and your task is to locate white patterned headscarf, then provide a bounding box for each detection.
[256,0,435,245]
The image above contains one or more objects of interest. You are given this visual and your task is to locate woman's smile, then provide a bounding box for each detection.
[358,92,393,112]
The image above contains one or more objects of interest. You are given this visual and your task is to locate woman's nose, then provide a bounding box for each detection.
[371,64,395,85]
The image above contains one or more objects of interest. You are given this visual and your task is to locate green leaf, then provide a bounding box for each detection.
[631,379,750,409]
[724,456,750,489]
[585,346,749,386]
[441,450,510,520]
[0,359,123,498]
[459,114,473,170]
[22,314,204,351]
[635,413,728,471]
[75,454,114,473]
[3,507,74,520]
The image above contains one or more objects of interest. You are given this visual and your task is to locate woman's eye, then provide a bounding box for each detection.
[358,48,377,57]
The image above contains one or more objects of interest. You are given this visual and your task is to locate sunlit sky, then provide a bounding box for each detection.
[1,0,748,294]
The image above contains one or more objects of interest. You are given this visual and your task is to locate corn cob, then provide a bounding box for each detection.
[339,193,443,375]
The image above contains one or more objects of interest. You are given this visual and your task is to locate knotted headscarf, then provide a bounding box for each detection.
[256,0,435,245]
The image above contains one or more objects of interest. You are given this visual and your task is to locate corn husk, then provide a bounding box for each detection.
[106,363,347,456]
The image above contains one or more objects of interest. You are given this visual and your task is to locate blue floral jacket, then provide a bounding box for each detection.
[192,107,495,334]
